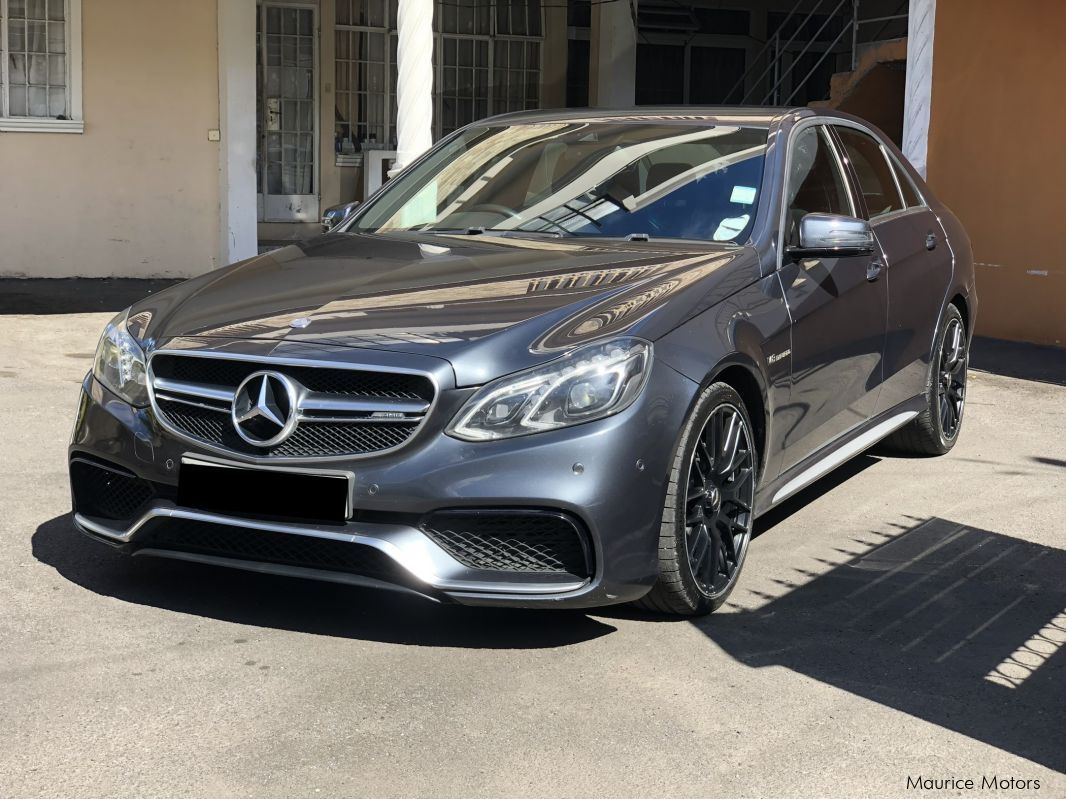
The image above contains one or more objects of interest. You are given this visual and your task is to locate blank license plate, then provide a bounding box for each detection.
[178,459,350,523]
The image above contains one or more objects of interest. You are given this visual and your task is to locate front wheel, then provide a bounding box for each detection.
[637,383,758,617]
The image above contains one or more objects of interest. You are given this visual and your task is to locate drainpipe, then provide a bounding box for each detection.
[390,0,434,176]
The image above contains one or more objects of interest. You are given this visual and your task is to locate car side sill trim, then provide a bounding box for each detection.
[770,410,918,505]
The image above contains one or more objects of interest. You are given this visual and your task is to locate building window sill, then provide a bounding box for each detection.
[0,118,85,134]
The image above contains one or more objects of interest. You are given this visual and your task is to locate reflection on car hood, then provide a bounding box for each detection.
[140,232,756,386]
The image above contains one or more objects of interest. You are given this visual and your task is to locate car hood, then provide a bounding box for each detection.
[138,232,756,386]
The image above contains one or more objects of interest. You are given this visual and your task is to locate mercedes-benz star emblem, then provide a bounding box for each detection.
[231,371,299,446]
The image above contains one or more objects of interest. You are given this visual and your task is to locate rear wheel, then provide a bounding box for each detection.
[638,383,757,617]
[884,303,968,456]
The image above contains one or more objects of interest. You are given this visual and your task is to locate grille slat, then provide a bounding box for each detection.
[421,511,591,578]
[152,355,433,400]
[150,354,433,459]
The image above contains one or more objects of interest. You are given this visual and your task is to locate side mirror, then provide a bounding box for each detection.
[788,213,874,259]
[321,200,360,233]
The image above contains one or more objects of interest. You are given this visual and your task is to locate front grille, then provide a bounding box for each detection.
[152,355,433,400]
[421,510,592,578]
[149,353,434,459]
[70,458,156,521]
[134,517,415,586]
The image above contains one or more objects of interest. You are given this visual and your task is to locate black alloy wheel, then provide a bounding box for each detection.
[683,403,756,597]
[639,383,758,616]
[938,316,967,440]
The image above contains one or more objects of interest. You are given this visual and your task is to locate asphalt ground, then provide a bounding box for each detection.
[1,305,1063,798]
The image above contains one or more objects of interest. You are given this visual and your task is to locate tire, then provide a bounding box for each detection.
[637,382,758,617]
[883,303,968,456]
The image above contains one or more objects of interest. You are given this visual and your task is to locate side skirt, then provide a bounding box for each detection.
[755,396,925,515]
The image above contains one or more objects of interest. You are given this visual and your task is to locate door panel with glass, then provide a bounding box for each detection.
[257,3,318,222]
[777,125,888,471]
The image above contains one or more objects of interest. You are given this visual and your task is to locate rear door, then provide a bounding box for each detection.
[830,124,952,412]
[776,124,889,472]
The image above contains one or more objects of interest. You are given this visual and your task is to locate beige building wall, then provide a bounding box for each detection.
[0,0,221,279]
[926,0,1066,347]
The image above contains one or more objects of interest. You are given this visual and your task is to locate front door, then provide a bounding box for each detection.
[777,124,889,472]
[257,3,318,222]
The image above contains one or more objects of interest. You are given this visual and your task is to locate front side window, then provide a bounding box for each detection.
[1,0,79,126]
[351,122,769,242]
[784,126,852,245]
[833,126,904,219]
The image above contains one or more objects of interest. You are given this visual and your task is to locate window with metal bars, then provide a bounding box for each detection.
[334,0,541,150]
[0,0,81,130]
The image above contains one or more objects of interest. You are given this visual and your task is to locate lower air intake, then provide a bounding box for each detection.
[420,510,592,578]
[70,458,156,521]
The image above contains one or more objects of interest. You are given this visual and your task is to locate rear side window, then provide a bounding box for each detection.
[785,126,853,245]
[833,126,904,219]
[889,154,924,208]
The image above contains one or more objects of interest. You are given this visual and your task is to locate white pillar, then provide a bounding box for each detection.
[217,0,259,266]
[391,0,435,175]
[591,0,637,107]
[903,0,936,178]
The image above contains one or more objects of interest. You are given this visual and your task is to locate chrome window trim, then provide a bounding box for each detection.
[146,347,442,465]
[883,147,930,209]
[828,120,909,222]
[776,116,859,272]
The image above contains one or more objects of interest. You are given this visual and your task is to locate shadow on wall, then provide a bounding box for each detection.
[971,335,1066,387]
[0,278,180,315]
[691,516,1066,774]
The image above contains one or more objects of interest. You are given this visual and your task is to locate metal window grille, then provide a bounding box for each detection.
[0,0,69,119]
[334,0,542,148]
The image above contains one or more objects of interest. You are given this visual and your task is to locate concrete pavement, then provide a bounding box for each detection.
[1,311,1063,798]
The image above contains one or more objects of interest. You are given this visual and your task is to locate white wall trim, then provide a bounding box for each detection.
[902,0,936,178]
[0,118,82,133]
[217,0,259,267]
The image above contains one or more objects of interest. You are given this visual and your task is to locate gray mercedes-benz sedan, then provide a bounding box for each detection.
[69,108,975,616]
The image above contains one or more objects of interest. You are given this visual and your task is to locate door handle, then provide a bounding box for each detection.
[926,233,938,251]
[867,260,884,282]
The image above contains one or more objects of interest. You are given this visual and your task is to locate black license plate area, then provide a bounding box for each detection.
[178,459,350,523]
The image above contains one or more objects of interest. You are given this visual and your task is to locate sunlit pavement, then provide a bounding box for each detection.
[2,312,1063,799]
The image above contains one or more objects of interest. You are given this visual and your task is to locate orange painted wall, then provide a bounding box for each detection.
[926,0,1066,346]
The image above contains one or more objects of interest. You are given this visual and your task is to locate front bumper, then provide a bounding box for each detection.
[69,360,696,608]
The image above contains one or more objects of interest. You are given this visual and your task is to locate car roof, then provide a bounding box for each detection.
[479,106,823,127]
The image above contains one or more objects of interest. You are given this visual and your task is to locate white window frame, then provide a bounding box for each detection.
[0,0,83,132]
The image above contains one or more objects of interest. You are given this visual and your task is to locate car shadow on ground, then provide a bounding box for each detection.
[31,514,617,649]
[653,515,1064,775]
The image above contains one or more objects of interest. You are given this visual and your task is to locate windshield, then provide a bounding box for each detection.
[350,121,769,242]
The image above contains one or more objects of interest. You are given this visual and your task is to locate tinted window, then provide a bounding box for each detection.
[834,126,904,218]
[889,155,923,207]
[785,126,852,245]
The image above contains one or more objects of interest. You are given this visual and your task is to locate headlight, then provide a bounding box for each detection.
[446,338,652,441]
[93,310,149,406]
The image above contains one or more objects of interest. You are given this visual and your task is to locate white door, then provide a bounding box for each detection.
[257,3,319,222]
